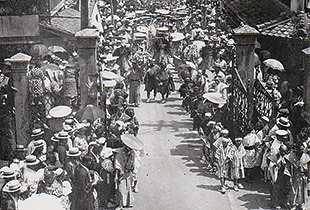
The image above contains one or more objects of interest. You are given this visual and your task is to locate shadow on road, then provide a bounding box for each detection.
[140,120,192,132]
[196,184,220,192]
[166,111,187,116]
[171,125,271,209]
[170,133,218,180]
[237,193,270,210]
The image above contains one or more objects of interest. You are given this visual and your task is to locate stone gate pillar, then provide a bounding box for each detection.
[302,47,310,112]
[232,25,259,88]
[75,28,99,109]
[5,53,31,146]
[232,25,259,120]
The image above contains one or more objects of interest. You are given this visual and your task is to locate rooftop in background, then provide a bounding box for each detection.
[224,0,292,27]
[40,0,101,37]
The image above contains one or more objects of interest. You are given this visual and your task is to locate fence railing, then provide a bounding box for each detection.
[253,79,277,119]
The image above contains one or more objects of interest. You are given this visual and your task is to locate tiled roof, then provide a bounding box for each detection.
[42,1,97,36]
[50,7,81,35]
[257,18,294,38]
[224,0,292,26]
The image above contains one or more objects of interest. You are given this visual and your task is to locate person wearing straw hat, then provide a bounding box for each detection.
[213,129,234,193]
[27,138,47,163]
[0,166,18,209]
[144,63,160,102]
[22,155,44,196]
[114,134,143,208]
[97,144,115,209]
[1,180,22,210]
[64,147,81,210]
[127,63,143,107]
[14,145,26,161]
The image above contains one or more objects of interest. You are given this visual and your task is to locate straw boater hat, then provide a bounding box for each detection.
[235,137,243,142]
[24,155,40,166]
[15,144,25,152]
[3,180,21,193]
[0,166,16,179]
[33,139,45,148]
[207,121,216,127]
[96,137,106,145]
[100,145,115,159]
[66,147,81,157]
[276,129,289,138]
[104,54,119,62]
[277,117,290,128]
[63,125,74,133]
[121,134,144,151]
[52,131,70,142]
[31,128,44,138]
[261,116,270,123]
[205,112,212,117]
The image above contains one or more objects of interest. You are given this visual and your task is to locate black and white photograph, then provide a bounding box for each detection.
[0,0,309,209]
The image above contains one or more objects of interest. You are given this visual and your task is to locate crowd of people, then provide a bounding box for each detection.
[1,0,310,209]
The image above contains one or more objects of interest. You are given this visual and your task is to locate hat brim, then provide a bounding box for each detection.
[3,185,21,193]
[276,119,290,128]
[51,137,60,142]
[66,151,81,157]
[31,131,44,137]
[25,159,40,166]
[2,172,16,179]
[121,134,144,150]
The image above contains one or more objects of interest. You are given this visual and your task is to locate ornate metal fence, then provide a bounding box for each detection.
[229,68,249,134]
[253,79,277,119]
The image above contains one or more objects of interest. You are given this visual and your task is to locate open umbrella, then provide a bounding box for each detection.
[75,105,105,122]
[48,46,67,54]
[49,106,72,118]
[263,59,284,72]
[171,32,185,42]
[203,92,227,104]
[155,9,170,15]
[19,194,64,210]
[121,134,144,150]
[193,40,206,50]
[30,44,49,59]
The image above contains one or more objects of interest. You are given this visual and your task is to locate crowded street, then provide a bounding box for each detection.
[1,0,310,209]
[133,84,270,210]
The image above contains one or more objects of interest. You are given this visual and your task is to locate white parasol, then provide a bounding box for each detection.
[203,92,227,105]
[155,9,170,15]
[193,40,206,50]
[263,59,284,72]
[171,32,185,42]
[19,194,65,210]
[49,105,72,118]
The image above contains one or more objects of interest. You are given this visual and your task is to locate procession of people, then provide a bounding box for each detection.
[1,0,310,209]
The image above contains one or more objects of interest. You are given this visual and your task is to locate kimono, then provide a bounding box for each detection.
[71,163,95,210]
[114,147,133,207]
[127,70,142,104]
[229,144,246,180]
[213,137,233,179]
[98,158,115,209]
[268,154,291,208]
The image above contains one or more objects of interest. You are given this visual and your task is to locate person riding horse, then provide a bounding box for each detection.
[157,64,174,103]
[144,63,160,102]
